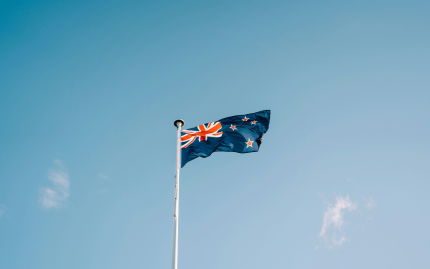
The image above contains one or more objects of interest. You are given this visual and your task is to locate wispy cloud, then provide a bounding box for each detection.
[332,236,347,246]
[97,173,109,179]
[363,197,376,210]
[0,204,6,217]
[39,160,70,209]
[319,195,357,247]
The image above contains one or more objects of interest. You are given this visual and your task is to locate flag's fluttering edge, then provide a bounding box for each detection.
[181,110,270,167]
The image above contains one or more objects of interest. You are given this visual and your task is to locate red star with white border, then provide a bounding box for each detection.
[251,120,257,125]
[230,124,237,131]
[242,116,249,121]
[245,138,254,148]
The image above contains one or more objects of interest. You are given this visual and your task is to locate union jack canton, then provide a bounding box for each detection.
[180,110,270,167]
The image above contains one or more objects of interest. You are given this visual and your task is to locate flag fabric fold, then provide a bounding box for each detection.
[180,110,270,167]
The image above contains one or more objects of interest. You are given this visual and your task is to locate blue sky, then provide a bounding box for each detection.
[1,0,430,268]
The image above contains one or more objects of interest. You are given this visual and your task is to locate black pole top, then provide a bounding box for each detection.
[174,119,185,128]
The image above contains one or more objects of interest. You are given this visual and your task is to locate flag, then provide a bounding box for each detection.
[181,110,270,167]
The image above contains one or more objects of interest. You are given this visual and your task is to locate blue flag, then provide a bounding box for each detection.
[181,110,270,167]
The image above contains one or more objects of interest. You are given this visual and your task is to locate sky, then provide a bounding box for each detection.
[1,0,430,268]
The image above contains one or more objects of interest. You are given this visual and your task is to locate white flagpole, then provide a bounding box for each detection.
[172,119,184,269]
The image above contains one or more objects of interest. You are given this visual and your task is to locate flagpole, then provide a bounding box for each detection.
[172,119,184,269]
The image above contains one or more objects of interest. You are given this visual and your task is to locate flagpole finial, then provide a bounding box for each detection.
[174,119,185,128]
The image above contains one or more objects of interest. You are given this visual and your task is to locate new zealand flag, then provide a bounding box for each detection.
[181,110,270,167]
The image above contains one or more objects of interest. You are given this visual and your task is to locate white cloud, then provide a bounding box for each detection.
[39,160,70,209]
[332,236,347,246]
[363,197,376,210]
[97,173,109,179]
[319,195,357,247]
[53,159,66,169]
[0,204,6,217]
